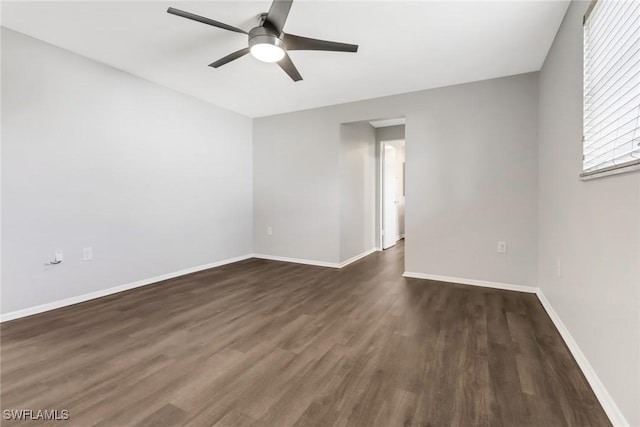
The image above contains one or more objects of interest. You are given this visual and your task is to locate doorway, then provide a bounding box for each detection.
[338,117,405,262]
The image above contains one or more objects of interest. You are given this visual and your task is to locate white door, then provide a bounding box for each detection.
[382,144,398,249]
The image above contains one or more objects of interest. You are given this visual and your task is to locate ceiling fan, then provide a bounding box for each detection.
[167,0,358,82]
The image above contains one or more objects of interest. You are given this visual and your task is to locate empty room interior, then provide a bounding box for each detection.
[1,0,639,426]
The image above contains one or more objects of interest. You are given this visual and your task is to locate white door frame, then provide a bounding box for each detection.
[379,140,402,250]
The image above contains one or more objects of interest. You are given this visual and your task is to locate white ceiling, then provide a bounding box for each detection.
[1,1,569,117]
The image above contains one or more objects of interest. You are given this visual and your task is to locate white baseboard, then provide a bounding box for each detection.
[252,248,378,269]
[0,254,253,323]
[536,291,629,427]
[402,271,538,293]
[401,271,626,426]
[339,248,377,268]
[252,254,340,268]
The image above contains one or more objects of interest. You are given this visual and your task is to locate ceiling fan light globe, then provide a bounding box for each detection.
[250,43,285,63]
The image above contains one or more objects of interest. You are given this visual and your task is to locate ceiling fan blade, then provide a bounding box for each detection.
[277,54,303,82]
[167,7,247,35]
[209,48,251,68]
[283,33,358,52]
[265,0,293,35]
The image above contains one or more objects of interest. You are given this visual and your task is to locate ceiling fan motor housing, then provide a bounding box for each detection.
[249,26,286,51]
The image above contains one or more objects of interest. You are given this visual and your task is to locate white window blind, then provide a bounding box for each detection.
[583,0,640,176]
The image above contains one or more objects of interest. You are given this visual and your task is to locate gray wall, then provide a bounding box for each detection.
[254,72,539,286]
[1,29,254,314]
[538,2,640,425]
[339,122,376,262]
[376,124,405,143]
[252,110,341,262]
[407,76,539,285]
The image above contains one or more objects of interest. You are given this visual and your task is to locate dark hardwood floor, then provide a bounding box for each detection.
[1,242,610,426]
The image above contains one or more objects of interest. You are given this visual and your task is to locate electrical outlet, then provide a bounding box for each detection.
[54,250,63,263]
[497,241,507,254]
[82,247,93,261]
[556,260,562,277]
[267,226,273,236]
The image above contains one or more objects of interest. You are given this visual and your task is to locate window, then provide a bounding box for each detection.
[582,0,640,178]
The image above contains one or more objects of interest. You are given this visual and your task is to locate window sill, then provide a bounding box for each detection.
[580,160,640,181]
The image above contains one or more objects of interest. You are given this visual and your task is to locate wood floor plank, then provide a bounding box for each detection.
[133,403,187,427]
[211,410,255,427]
[0,242,610,426]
